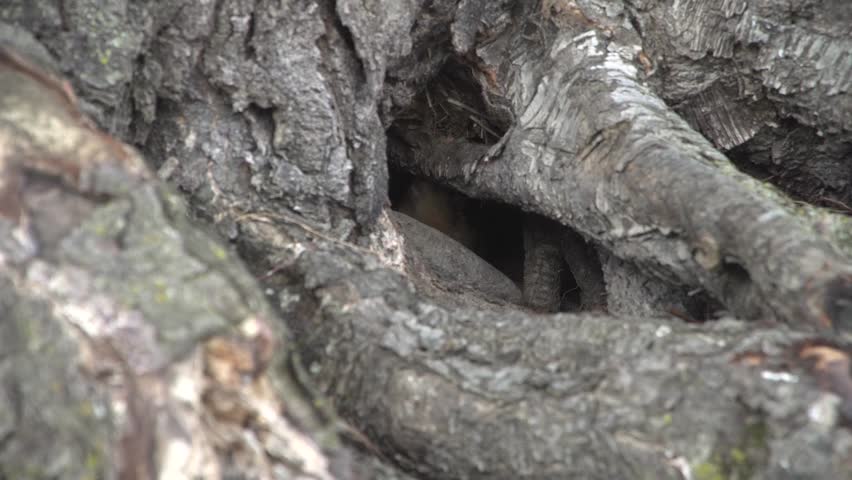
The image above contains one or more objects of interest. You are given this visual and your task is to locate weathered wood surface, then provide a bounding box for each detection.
[0,33,364,479]
[3,0,852,479]
[389,2,852,333]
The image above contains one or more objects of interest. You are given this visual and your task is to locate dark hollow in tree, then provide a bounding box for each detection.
[3,0,852,478]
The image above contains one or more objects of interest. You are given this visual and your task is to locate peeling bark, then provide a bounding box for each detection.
[390,7,852,333]
[0,35,364,479]
[4,0,852,479]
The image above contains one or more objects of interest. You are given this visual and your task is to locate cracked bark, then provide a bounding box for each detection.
[390,11,852,333]
[0,33,373,480]
[522,215,563,312]
[4,0,852,479]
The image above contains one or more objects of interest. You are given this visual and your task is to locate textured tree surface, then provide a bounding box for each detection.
[3,1,852,479]
[0,36,373,478]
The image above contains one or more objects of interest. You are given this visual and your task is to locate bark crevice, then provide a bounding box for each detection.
[4,1,852,478]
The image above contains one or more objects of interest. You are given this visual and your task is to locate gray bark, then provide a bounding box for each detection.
[392,210,522,309]
[561,228,607,310]
[389,2,852,333]
[522,215,562,312]
[3,0,852,479]
[0,27,369,480]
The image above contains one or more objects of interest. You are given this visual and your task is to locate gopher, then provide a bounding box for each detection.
[396,179,476,250]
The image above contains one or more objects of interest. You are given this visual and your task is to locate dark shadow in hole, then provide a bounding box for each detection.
[387,55,521,295]
[683,289,725,323]
[721,259,752,291]
[388,55,601,311]
[390,168,599,313]
[559,263,581,311]
[389,166,525,288]
[706,258,755,322]
[726,118,852,213]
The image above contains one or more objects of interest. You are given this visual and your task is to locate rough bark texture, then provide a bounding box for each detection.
[522,215,562,312]
[631,0,852,208]
[4,0,852,479]
[392,210,522,309]
[390,3,852,333]
[561,227,607,310]
[0,27,377,480]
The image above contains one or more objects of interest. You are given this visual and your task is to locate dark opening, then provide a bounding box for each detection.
[559,262,582,311]
[386,56,599,312]
[389,167,590,313]
[389,166,526,287]
[387,56,527,286]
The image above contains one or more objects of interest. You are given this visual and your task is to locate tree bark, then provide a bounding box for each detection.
[388,6,852,332]
[0,31,368,480]
[3,0,852,479]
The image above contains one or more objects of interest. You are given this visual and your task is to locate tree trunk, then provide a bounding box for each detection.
[3,0,852,479]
